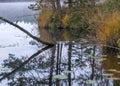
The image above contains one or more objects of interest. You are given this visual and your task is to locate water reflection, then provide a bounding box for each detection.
[0,22,39,57]
[1,42,120,86]
[102,54,120,86]
[0,2,39,59]
[0,2,40,85]
[0,2,120,86]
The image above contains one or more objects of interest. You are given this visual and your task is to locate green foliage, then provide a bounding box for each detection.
[96,58,107,62]
[86,80,96,84]
[117,55,120,58]
[53,75,68,80]
[69,13,84,29]
[66,12,88,38]
[105,0,120,12]
[37,0,92,42]
[63,70,73,74]
[102,73,114,76]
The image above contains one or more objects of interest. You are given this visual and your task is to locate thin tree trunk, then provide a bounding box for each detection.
[59,43,63,74]
[68,0,72,8]
[49,46,56,86]
[56,44,60,75]
[56,0,62,24]
[50,0,56,11]
[56,0,61,11]
[90,46,96,81]
[68,42,72,86]
[56,44,60,86]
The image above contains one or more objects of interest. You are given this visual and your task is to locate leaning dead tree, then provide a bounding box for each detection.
[0,16,54,46]
[0,16,55,81]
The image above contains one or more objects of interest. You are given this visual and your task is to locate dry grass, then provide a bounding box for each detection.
[96,11,120,47]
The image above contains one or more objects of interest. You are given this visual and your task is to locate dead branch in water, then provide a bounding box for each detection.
[0,16,54,46]
[0,16,55,82]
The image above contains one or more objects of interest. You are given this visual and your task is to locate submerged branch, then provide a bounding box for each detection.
[0,16,54,46]
[0,45,53,82]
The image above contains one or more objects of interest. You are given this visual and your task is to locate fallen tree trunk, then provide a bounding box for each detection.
[0,16,55,46]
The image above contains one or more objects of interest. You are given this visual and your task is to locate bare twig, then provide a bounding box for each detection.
[0,45,53,82]
[0,16,54,46]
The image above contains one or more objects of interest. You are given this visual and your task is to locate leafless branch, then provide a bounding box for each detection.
[0,16,54,46]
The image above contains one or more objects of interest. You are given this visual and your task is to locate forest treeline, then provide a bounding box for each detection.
[37,0,120,48]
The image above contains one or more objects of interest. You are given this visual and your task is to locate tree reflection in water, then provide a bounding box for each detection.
[0,42,120,86]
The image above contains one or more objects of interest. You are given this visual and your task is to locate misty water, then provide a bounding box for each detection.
[0,2,120,86]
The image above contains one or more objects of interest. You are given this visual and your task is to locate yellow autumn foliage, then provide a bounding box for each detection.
[39,9,53,28]
[62,14,69,27]
[97,11,120,45]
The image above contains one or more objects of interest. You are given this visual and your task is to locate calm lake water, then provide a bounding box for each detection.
[0,2,39,59]
[0,2,38,23]
[0,2,120,86]
[0,2,40,86]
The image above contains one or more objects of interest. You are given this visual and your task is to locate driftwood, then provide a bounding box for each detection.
[0,16,55,81]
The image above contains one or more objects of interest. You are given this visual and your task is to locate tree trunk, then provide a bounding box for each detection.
[49,46,56,86]
[50,0,56,11]
[56,0,61,11]
[59,44,63,74]
[90,46,96,80]
[68,0,72,7]
[68,42,72,86]
[56,44,60,86]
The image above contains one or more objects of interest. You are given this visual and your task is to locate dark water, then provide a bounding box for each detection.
[0,2,120,86]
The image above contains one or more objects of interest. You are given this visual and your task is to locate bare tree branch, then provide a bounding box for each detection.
[0,16,55,82]
[0,16,54,46]
[0,45,53,82]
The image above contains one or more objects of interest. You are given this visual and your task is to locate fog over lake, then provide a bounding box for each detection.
[0,2,38,22]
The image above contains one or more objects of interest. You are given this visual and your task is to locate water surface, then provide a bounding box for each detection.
[0,1,120,86]
[0,2,39,85]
